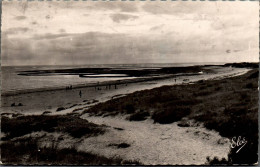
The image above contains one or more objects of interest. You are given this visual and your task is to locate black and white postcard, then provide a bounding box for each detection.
[1,0,259,165]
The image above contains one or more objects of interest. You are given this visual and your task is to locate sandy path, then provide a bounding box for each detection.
[79,114,230,165]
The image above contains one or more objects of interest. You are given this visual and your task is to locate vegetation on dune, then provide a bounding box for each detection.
[224,62,259,68]
[108,142,131,148]
[128,110,150,121]
[1,137,140,165]
[84,67,258,165]
[1,114,142,165]
[1,115,106,139]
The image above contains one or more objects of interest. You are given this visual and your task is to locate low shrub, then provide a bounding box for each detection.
[128,111,149,121]
[56,107,65,112]
[247,71,258,79]
[152,107,191,124]
[245,83,254,89]
[117,143,130,148]
[124,104,135,114]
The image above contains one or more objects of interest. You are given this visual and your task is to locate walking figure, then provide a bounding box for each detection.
[79,90,82,98]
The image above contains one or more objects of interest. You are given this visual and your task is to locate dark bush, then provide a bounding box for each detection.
[195,91,211,96]
[177,120,190,127]
[128,111,149,121]
[56,107,65,112]
[117,143,130,148]
[92,99,99,103]
[42,111,52,115]
[247,71,258,79]
[124,104,135,114]
[152,107,191,124]
[122,160,142,165]
[206,156,229,165]
[245,83,254,89]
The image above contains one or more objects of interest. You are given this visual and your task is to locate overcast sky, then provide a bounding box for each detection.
[1,1,259,66]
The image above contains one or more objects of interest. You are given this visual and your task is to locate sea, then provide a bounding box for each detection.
[1,63,225,95]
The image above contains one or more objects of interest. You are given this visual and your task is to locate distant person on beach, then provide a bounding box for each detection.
[175,79,176,82]
[79,90,82,98]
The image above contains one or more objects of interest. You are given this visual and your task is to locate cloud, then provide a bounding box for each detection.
[4,27,30,35]
[141,2,218,15]
[150,24,164,31]
[2,29,259,66]
[14,16,27,20]
[93,2,139,12]
[110,14,138,23]
[59,29,66,33]
[0,31,216,65]
[45,15,51,19]
[32,33,72,40]
[1,1,258,65]
[1,37,37,65]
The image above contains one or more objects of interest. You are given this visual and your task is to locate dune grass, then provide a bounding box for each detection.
[1,137,140,165]
[1,115,106,140]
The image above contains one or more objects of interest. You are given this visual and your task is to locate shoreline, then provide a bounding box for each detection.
[1,66,250,115]
[1,63,242,97]
[2,64,205,96]
[1,73,197,97]
[1,63,253,97]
